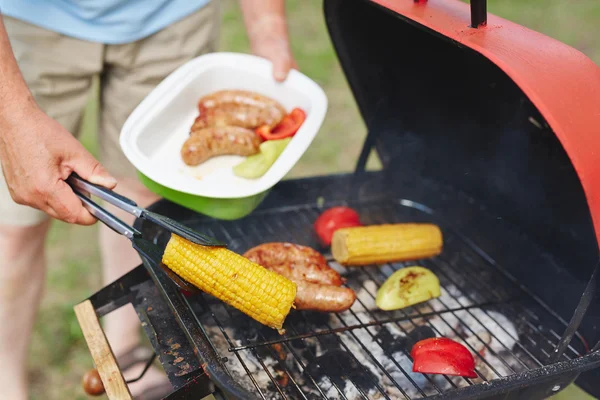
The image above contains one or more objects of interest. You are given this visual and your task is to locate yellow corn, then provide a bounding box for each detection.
[162,234,296,330]
[331,223,443,266]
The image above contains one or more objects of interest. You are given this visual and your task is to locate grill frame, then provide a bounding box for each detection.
[108,172,599,399]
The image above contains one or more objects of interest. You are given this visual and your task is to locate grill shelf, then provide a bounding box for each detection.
[124,173,595,400]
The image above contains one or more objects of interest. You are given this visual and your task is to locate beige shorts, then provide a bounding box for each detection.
[0,2,220,226]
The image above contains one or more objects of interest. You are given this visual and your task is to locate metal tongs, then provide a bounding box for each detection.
[66,173,226,292]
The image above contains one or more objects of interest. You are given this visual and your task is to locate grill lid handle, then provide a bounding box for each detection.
[414,0,488,28]
[470,0,487,28]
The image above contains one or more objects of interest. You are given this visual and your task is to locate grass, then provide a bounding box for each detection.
[30,0,599,399]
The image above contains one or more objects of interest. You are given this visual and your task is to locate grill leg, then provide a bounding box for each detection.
[74,300,133,400]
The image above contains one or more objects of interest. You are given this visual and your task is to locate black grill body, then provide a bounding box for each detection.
[85,170,600,399]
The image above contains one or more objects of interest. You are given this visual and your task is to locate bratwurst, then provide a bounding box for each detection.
[244,243,356,313]
[181,126,262,166]
[243,242,343,286]
[194,90,287,130]
[294,281,357,313]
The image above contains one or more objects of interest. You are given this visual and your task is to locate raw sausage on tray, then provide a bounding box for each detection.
[181,126,262,166]
[194,90,287,130]
[244,242,356,313]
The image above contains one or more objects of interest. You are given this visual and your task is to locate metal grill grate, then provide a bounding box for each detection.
[162,198,585,400]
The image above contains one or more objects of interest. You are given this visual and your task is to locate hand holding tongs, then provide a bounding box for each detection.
[66,173,225,291]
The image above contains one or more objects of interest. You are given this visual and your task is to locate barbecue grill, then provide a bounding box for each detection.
[74,0,600,399]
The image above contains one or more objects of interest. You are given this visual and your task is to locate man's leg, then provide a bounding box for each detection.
[99,2,221,395]
[0,15,102,399]
[0,219,50,400]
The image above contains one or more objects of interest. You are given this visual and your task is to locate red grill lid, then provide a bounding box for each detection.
[370,0,600,238]
[325,0,600,247]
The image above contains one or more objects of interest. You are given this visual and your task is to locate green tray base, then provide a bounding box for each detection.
[138,173,269,220]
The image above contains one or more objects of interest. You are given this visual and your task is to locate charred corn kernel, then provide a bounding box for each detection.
[331,223,443,266]
[162,234,296,330]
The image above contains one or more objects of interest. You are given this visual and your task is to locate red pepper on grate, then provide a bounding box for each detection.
[411,337,477,378]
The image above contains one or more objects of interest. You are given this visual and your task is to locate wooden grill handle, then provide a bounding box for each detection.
[74,300,132,400]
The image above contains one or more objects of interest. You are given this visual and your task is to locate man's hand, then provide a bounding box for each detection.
[239,1,297,82]
[0,17,114,225]
[0,105,116,225]
[247,15,297,82]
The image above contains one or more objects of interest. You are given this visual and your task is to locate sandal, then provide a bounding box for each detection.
[116,345,174,400]
[82,345,174,399]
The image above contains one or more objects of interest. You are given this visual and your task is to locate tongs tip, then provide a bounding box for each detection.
[171,232,228,248]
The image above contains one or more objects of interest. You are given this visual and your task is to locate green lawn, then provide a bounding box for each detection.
[31,1,599,399]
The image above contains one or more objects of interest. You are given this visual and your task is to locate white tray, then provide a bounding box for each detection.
[120,52,328,199]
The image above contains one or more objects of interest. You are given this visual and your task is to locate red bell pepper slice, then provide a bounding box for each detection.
[411,337,460,358]
[314,206,362,246]
[257,108,306,141]
[411,338,477,378]
[413,350,478,378]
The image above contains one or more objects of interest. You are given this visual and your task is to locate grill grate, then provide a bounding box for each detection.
[158,197,587,400]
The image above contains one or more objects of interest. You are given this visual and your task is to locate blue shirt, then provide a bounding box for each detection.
[0,0,211,44]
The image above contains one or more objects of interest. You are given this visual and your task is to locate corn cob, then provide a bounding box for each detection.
[331,223,443,266]
[162,234,297,330]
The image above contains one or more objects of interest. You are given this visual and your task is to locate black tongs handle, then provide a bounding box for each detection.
[67,173,142,217]
[67,173,227,248]
[71,188,141,239]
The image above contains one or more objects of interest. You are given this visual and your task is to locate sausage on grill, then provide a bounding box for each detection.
[294,281,357,313]
[243,242,343,286]
[194,90,287,130]
[181,126,262,166]
[244,242,356,313]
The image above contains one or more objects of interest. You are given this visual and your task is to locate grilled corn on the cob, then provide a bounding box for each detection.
[162,234,297,330]
[331,223,443,265]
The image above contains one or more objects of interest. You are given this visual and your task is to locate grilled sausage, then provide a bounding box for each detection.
[194,90,287,130]
[181,126,262,166]
[295,281,356,313]
[243,242,343,286]
[244,242,356,313]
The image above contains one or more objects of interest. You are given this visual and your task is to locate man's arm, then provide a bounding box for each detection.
[238,0,297,82]
[0,16,36,113]
[0,16,116,225]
